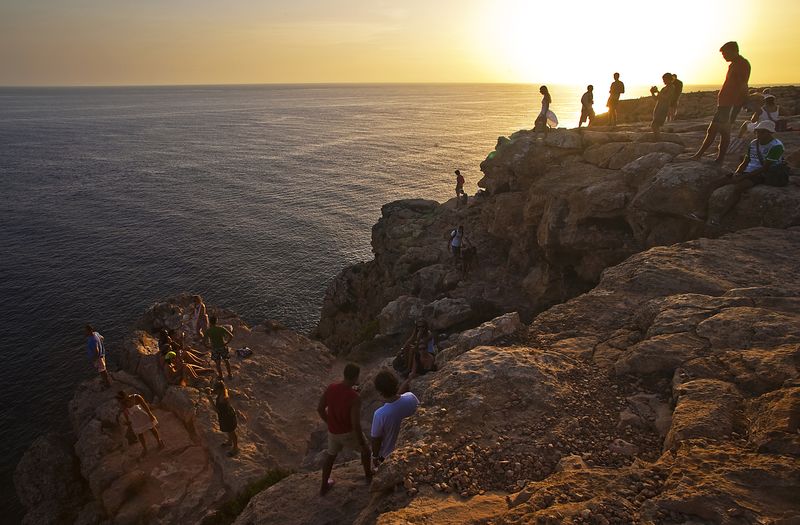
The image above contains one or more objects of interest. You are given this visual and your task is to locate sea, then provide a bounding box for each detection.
[0,82,676,520]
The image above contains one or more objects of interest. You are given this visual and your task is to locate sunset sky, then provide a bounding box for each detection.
[1,0,798,87]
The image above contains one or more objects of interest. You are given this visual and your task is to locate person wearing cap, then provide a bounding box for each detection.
[690,120,787,226]
[734,94,781,143]
[691,41,751,164]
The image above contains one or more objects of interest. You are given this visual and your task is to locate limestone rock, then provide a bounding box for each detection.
[378,295,426,336]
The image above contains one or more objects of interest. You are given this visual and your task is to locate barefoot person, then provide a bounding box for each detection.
[650,73,675,137]
[203,315,234,379]
[212,380,243,457]
[396,319,438,378]
[116,390,165,457]
[607,73,625,127]
[534,86,553,134]
[370,370,418,466]
[317,363,372,495]
[691,41,751,164]
[454,169,465,199]
[85,325,111,387]
[578,85,594,128]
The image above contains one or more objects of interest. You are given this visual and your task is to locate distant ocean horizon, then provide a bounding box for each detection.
[0,81,762,521]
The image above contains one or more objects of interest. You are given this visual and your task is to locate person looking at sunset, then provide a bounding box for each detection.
[691,41,751,164]
[534,86,552,133]
[607,73,625,127]
[650,73,675,137]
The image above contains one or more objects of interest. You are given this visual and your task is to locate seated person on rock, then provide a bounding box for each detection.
[395,319,438,378]
[370,369,418,466]
[158,329,206,366]
[164,349,214,387]
[690,120,789,226]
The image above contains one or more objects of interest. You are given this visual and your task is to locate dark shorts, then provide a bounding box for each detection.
[451,245,461,257]
[580,108,595,124]
[711,106,742,127]
[211,346,230,362]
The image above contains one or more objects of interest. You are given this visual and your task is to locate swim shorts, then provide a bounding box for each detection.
[211,346,230,362]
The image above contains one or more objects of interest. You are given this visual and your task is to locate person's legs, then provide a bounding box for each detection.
[227,431,239,456]
[100,370,112,387]
[692,122,720,159]
[708,177,756,224]
[360,440,373,481]
[214,356,223,378]
[150,426,165,448]
[137,433,148,456]
[320,453,336,495]
[224,358,232,379]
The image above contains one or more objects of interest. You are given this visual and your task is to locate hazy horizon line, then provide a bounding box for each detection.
[1,81,798,90]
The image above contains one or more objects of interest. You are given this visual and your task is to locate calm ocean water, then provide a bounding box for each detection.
[0,82,669,519]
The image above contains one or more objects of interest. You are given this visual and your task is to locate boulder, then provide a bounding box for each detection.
[422,297,473,330]
[378,295,426,336]
[439,312,523,362]
[664,379,744,450]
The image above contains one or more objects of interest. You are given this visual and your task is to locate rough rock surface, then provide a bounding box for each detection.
[17,295,336,525]
[240,228,800,524]
[315,114,800,355]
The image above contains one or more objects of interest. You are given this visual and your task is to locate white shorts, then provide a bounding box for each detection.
[94,356,107,373]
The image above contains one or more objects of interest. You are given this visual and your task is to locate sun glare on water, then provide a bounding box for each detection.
[477,0,750,86]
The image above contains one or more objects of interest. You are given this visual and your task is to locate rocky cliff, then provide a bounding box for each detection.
[315,111,800,355]
[15,89,800,525]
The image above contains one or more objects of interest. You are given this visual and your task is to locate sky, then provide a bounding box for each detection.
[1,0,798,87]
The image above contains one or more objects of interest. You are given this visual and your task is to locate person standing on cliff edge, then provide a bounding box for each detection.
[203,315,234,379]
[317,363,372,495]
[455,169,465,201]
[607,73,625,127]
[690,41,751,164]
[579,85,595,128]
[85,324,111,387]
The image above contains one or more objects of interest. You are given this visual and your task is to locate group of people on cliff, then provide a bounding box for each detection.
[85,295,247,458]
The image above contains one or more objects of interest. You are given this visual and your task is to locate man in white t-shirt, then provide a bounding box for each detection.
[370,370,419,464]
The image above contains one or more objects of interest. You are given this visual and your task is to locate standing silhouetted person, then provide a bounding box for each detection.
[668,74,683,121]
[607,73,625,126]
[691,41,751,164]
[579,85,594,128]
[650,73,675,137]
[534,86,552,133]
[317,363,372,495]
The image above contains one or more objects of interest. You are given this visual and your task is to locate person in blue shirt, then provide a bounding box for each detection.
[370,370,419,465]
[85,324,111,387]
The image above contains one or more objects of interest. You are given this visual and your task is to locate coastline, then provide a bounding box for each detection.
[13,86,800,524]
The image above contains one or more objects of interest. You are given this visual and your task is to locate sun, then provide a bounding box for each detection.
[475,0,751,87]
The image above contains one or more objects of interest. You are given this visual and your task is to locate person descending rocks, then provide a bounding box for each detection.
[370,369,418,466]
[690,41,751,164]
[316,363,372,495]
[689,120,789,226]
[607,73,625,127]
[85,324,111,387]
[203,315,234,379]
[193,295,209,339]
[668,73,683,121]
[650,73,675,137]
[579,85,595,128]
[212,380,244,457]
[116,390,165,457]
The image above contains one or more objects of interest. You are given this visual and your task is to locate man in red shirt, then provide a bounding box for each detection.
[691,41,751,164]
[316,363,372,495]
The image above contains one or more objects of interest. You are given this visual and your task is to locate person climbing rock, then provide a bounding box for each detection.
[371,369,418,465]
[203,315,234,379]
[316,363,372,495]
[116,390,165,457]
[85,324,111,387]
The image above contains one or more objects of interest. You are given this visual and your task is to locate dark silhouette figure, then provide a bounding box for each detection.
[691,41,751,164]
[669,74,683,121]
[607,73,625,127]
[534,86,552,133]
[650,73,675,137]
[579,85,595,128]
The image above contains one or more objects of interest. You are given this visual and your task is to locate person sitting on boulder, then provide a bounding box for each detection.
[370,369,418,466]
[649,73,675,137]
[316,363,372,495]
[164,349,214,386]
[396,319,438,378]
[734,95,780,146]
[690,120,789,226]
[210,380,245,457]
[116,390,165,457]
[203,315,234,379]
